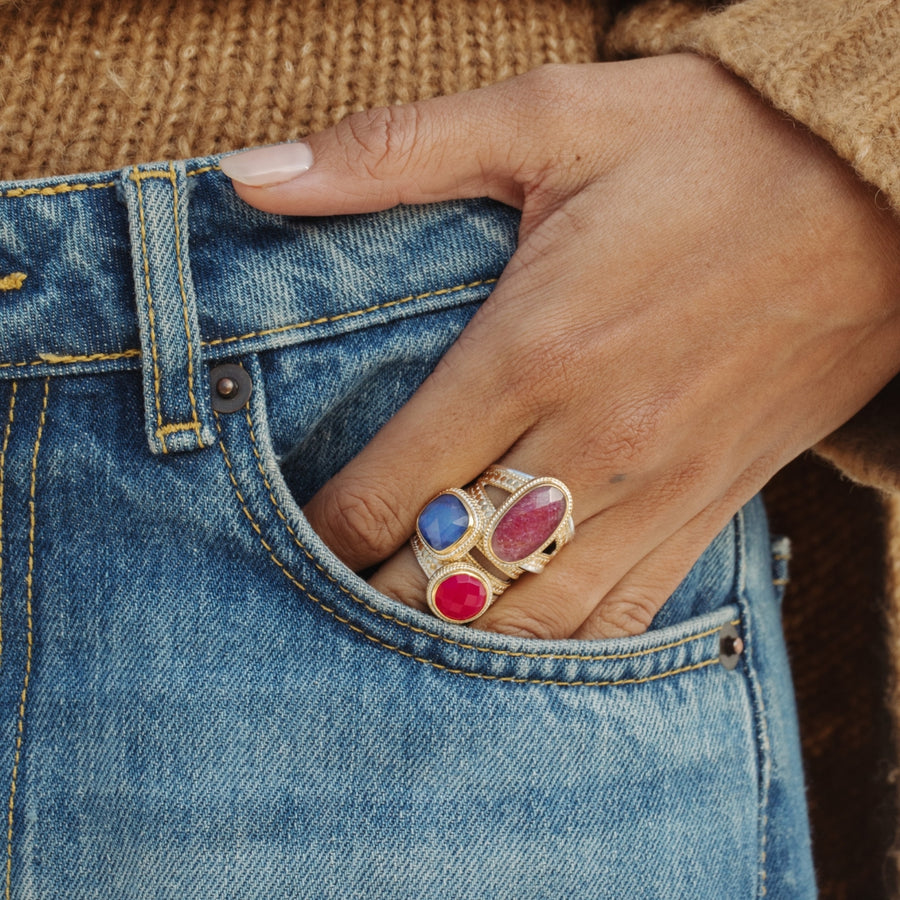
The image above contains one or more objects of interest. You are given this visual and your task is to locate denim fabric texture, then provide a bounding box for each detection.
[0,156,814,898]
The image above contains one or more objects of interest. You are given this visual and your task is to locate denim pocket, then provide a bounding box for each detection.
[201,346,784,898]
[212,344,749,686]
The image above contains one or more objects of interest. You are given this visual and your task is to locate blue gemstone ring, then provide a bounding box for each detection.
[414,488,482,561]
[411,467,575,624]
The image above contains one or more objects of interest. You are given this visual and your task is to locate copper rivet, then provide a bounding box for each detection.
[216,376,238,399]
[209,363,252,413]
[718,622,743,670]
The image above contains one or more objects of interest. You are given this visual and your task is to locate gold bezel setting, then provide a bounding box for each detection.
[426,563,497,625]
[415,488,482,561]
[411,467,575,625]
[477,469,574,577]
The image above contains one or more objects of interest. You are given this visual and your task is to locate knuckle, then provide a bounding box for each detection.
[371,570,427,609]
[316,479,409,565]
[340,104,423,179]
[591,591,658,638]
[508,65,594,188]
[576,394,673,477]
[517,64,585,122]
[482,606,569,642]
[496,327,582,417]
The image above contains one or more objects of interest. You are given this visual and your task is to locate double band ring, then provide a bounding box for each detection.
[411,466,575,624]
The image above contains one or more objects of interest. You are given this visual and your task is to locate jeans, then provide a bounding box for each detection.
[0,156,814,898]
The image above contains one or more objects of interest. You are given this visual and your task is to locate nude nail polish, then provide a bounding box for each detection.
[220,142,314,187]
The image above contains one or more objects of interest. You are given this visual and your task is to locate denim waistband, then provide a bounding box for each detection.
[0,154,519,453]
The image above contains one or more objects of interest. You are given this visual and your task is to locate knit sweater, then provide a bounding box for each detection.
[1,0,898,894]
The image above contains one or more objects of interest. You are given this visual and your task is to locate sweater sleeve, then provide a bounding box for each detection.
[605,0,900,493]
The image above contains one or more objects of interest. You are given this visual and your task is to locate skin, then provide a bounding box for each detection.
[226,54,900,641]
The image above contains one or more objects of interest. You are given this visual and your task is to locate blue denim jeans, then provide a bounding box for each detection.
[0,157,814,898]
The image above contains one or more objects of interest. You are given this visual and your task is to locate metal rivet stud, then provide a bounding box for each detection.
[719,622,744,671]
[216,376,238,399]
[209,363,252,413]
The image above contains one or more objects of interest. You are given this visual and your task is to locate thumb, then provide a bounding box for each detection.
[219,77,547,216]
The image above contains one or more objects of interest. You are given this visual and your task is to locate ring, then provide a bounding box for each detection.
[411,466,575,624]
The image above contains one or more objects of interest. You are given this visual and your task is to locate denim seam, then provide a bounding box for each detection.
[167,161,203,443]
[0,383,17,668]
[230,406,738,665]
[131,166,167,454]
[0,165,220,201]
[734,506,772,898]
[4,378,48,899]
[217,428,723,686]
[0,280,499,375]
[0,181,116,199]
[0,351,142,371]
[202,278,501,349]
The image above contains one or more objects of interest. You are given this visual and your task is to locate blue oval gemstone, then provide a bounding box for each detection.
[418,493,470,551]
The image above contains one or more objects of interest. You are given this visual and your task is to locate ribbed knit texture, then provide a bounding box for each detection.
[0,1,898,896]
[0,0,598,181]
[607,0,900,214]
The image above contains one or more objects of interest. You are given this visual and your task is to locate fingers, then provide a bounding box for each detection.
[221,82,527,216]
[367,545,429,613]
[366,478,752,643]
[570,503,743,641]
[301,312,524,571]
[361,423,760,642]
[219,65,606,217]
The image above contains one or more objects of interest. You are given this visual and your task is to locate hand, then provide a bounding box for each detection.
[222,54,900,640]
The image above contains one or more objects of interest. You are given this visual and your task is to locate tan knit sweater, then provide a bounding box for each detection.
[2,0,899,894]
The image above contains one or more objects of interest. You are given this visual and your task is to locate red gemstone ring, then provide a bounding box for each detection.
[411,467,575,625]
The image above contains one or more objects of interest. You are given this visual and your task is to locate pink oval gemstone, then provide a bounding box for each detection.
[490,485,567,563]
[432,573,489,622]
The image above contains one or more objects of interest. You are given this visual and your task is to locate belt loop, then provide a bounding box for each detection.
[120,161,214,455]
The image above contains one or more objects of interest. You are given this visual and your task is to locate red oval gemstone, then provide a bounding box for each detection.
[432,572,489,623]
[490,485,566,563]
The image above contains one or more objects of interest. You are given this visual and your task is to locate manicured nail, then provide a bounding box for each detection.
[220,142,314,187]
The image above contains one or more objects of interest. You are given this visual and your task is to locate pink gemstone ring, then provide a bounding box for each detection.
[411,466,575,625]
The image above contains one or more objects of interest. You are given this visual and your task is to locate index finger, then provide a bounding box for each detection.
[302,294,530,571]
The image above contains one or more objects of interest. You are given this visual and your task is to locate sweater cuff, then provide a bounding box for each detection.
[605,0,900,213]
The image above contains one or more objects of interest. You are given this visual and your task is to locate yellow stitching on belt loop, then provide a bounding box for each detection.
[132,166,167,454]
[168,162,203,444]
[128,169,174,181]
[202,278,501,349]
[0,383,18,668]
[1,181,115,199]
[156,421,203,438]
[0,275,25,292]
[5,377,48,899]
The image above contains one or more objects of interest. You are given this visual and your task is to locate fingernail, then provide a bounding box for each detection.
[220,142,314,187]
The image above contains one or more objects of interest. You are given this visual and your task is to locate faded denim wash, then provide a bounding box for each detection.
[0,156,814,898]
